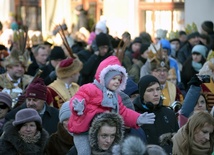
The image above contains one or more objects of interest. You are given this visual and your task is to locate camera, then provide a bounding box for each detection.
[197,75,210,83]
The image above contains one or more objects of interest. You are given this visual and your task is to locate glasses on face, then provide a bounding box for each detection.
[0,104,9,109]
[153,68,168,73]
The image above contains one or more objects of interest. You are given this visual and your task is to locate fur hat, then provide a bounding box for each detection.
[49,46,66,60]
[56,57,83,79]
[3,49,30,69]
[25,78,47,101]
[192,44,207,58]
[0,92,12,109]
[89,112,124,152]
[59,101,71,123]
[13,108,42,126]
[96,32,110,47]
[201,21,214,34]
[138,75,160,98]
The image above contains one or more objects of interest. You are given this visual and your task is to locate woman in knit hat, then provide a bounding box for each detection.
[45,101,74,155]
[0,108,49,154]
[181,44,207,90]
[68,56,155,155]
[0,92,12,135]
[133,75,179,154]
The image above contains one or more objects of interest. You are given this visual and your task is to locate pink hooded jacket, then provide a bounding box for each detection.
[68,56,140,134]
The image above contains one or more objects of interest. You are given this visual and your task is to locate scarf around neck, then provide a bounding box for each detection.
[172,125,211,155]
[93,79,118,112]
[192,61,202,72]
[19,131,41,144]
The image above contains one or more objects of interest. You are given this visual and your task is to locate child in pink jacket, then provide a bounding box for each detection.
[68,56,155,155]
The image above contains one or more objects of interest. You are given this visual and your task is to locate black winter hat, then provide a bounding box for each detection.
[140,43,150,54]
[96,33,110,47]
[201,21,214,34]
[49,46,66,60]
[187,32,200,40]
[132,37,142,44]
[138,75,160,98]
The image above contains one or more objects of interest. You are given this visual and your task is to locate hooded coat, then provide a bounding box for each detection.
[89,112,124,155]
[0,121,49,155]
[68,56,140,134]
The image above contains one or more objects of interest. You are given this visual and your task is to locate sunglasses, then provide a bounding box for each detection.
[0,104,9,109]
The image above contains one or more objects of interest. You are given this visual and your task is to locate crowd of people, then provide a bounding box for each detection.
[0,17,214,155]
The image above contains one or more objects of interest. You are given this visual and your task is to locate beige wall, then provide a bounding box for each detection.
[103,0,139,38]
[185,0,214,32]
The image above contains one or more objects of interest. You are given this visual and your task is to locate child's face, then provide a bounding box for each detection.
[107,75,122,91]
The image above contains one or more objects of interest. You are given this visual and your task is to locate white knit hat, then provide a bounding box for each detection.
[95,21,107,34]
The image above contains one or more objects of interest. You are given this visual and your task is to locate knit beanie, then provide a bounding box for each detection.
[25,78,47,101]
[13,108,42,126]
[104,70,122,88]
[132,37,142,44]
[140,43,150,54]
[56,57,83,79]
[59,101,71,123]
[49,46,66,60]
[201,21,214,34]
[95,21,107,34]
[187,32,200,40]
[0,92,12,109]
[192,45,207,58]
[138,75,160,98]
[96,33,110,47]
[123,78,138,96]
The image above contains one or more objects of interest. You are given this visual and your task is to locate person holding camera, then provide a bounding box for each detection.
[178,74,209,127]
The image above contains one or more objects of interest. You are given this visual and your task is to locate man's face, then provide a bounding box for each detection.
[189,37,200,46]
[170,41,180,51]
[143,83,161,105]
[7,63,25,79]
[35,47,48,65]
[26,98,45,112]
[97,125,116,151]
[152,67,168,84]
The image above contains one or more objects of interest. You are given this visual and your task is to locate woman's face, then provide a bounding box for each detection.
[194,123,214,145]
[192,53,202,63]
[194,95,207,111]
[19,122,37,137]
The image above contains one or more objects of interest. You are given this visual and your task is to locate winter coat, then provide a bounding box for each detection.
[133,96,179,154]
[5,103,59,135]
[177,42,193,64]
[68,56,140,134]
[45,123,74,155]
[0,121,49,155]
[89,112,124,155]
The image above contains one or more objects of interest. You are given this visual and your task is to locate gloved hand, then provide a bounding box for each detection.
[72,98,85,115]
[49,71,56,81]
[187,74,202,87]
[137,112,155,126]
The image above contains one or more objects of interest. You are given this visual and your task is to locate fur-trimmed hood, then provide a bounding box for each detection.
[94,56,128,91]
[89,112,124,153]
[0,121,49,155]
